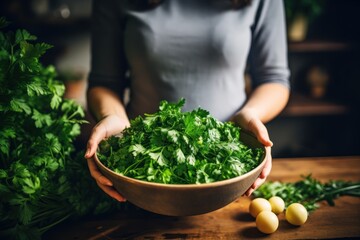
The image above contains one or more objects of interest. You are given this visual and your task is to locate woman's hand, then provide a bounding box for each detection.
[84,114,130,202]
[231,109,273,196]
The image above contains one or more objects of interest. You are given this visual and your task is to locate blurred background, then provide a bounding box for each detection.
[1,0,359,158]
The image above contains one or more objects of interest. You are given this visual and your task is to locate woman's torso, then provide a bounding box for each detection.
[123,0,258,121]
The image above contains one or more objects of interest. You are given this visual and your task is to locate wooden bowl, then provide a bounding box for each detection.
[94,130,266,216]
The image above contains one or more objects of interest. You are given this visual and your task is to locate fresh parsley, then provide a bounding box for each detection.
[0,18,120,240]
[98,99,264,184]
[253,174,360,212]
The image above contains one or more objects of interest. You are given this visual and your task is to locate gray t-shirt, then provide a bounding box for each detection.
[89,0,290,121]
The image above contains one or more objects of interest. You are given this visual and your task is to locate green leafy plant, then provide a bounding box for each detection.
[253,174,360,212]
[98,99,264,184]
[284,0,325,23]
[0,17,120,240]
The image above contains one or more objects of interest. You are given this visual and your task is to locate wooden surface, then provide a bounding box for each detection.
[44,156,360,240]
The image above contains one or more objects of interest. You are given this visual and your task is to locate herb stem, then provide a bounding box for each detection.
[123,158,145,175]
[38,213,72,234]
[315,184,360,202]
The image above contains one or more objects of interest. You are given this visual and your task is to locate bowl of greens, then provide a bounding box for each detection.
[94,99,266,216]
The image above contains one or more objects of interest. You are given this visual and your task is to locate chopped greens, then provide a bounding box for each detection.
[98,99,264,184]
[253,174,360,212]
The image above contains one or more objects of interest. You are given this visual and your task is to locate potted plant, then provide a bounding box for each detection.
[284,0,325,42]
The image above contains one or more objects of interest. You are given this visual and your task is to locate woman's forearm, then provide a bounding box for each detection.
[234,83,290,124]
[87,87,130,124]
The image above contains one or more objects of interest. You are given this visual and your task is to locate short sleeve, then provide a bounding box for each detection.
[248,0,290,89]
[88,0,129,97]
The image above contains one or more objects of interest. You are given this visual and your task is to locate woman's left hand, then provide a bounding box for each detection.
[230,109,273,196]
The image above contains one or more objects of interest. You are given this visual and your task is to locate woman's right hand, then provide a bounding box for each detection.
[84,114,130,202]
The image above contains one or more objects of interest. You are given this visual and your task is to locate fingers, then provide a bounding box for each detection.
[231,111,273,147]
[259,147,272,178]
[244,147,272,196]
[87,158,126,202]
[244,172,267,196]
[85,124,107,159]
[87,158,112,186]
[232,112,274,196]
[247,118,273,147]
[85,115,129,159]
[236,115,273,196]
[84,115,130,202]
[96,182,126,202]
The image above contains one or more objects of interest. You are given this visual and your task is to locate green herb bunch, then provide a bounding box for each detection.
[0,18,119,239]
[98,99,264,184]
[253,174,360,212]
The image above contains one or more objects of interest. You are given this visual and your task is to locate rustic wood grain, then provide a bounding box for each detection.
[44,156,360,240]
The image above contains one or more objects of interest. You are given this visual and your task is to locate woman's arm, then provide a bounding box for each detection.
[231,83,290,196]
[234,0,290,196]
[85,87,130,158]
[84,0,130,202]
[84,87,130,202]
[234,82,290,127]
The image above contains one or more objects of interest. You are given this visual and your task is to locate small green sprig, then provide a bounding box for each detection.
[253,174,360,212]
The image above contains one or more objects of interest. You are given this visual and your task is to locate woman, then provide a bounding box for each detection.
[85,0,290,202]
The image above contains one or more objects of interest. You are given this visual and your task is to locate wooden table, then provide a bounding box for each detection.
[44,156,360,239]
